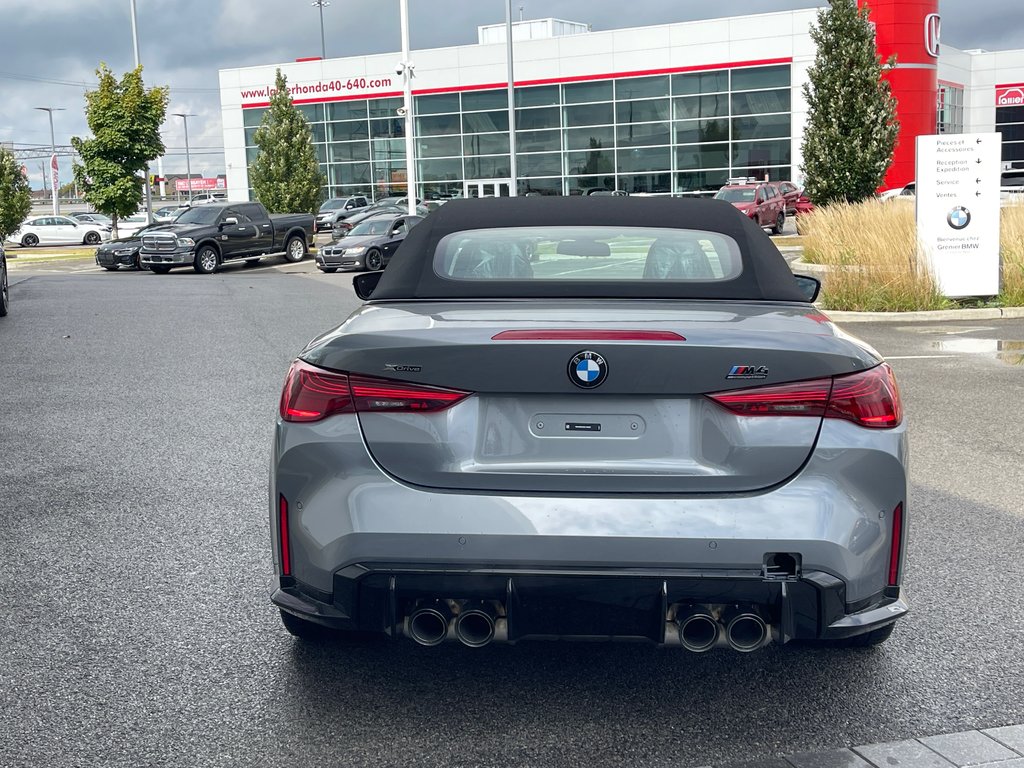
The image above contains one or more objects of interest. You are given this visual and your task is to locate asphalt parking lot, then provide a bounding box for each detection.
[1,262,1023,768]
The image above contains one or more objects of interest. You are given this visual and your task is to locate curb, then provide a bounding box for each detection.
[790,259,1024,322]
[825,306,1024,323]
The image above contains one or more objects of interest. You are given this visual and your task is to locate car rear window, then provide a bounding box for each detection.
[433,226,742,283]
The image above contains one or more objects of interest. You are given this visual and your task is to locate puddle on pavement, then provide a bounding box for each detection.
[931,338,1024,365]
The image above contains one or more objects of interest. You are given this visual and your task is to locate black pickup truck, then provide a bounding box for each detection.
[139,202,314,274]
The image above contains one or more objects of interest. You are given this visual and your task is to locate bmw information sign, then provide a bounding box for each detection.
[916,133,1001,297]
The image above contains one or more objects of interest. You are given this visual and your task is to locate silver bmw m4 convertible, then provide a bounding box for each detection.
[271,197,908,652]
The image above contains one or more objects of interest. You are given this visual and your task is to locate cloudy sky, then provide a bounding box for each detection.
[0,0,1020,189]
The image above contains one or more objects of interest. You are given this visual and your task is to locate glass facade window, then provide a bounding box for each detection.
[238,64,793,200]
[415,93,460,115]
[616,98,671,124]
[673,70,729,95]
[417,135,463,158]
[516,85,560,108]
[461,89,508,111]
[517,129,562,153]
[463,110,509,133]
[731,89,791,116]
[937,84,964,134]
[617,146,671,173]
[996,99,1024,167]
[566,149,614,176]
[563,80,613,104]
[675,118,729,144]
[617,122,671,147]
[677,143,730,170]
[564,126,615,151]
[674,94,730,120]
[615,75,669,100]
[517,152,563,177]
[564,102,615,127]
[464,133,510,156]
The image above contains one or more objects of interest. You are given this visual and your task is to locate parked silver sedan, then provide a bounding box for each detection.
[270,197,909,652]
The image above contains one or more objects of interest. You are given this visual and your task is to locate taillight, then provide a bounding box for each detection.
[888,502,904,587]
[349,375,470,412]
[279,360,471,422]
[707,363,902,429]
[278,494,291,576]
[279,360,353,422]
[826,363,902,428]
[706,378,832,418]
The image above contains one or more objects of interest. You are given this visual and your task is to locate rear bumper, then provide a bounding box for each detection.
[273,567,908,645]
[271,414,910,645]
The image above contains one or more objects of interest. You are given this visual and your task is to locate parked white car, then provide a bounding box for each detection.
[6,215,111,247]
[115,214,151,237]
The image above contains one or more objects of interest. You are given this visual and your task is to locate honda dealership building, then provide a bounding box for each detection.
[218,0,1024,201]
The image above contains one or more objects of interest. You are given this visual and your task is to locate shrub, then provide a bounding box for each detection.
[1001,204,1024,307]
[799,199,948,311]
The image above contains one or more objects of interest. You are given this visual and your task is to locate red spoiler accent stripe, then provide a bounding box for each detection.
[491,330,686,341]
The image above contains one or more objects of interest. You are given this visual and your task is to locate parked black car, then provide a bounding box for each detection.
[331,204,430,238]
[139,202,314,274]
[0,243,8,317]
[95,224,161,271]
[316,214,422,272]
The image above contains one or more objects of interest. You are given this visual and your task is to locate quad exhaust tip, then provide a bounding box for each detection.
[454,603,497,648]
[408,603,451,647]
[725,611,769,653]
[677,608,720,653]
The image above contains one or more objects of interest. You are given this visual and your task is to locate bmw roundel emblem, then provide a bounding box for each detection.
[568,350,608,389]
[947,206,971,230]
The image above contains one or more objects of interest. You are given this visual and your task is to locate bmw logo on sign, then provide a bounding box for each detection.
[568,351,608,389]
[947,206,971,230]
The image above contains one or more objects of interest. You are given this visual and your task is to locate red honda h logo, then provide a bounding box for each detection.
[924,13,941,58]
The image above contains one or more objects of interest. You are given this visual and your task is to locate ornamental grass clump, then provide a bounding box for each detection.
[799,198,947,311]
[1000,204,1024,307]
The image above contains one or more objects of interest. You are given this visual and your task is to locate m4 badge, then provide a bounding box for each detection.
[727,365,769,380]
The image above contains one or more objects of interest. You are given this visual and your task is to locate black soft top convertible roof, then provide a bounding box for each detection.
[369,197,805,302]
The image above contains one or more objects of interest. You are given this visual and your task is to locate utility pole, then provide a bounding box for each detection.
[173,113,196,203]
[34,106,65,215]
[130,0,156,222]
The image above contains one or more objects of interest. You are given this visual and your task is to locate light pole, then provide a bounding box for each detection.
[129,0,155,222]
[398,0,417,214]
[505,0,517,196]
[173,113,196,203]
[312,1,330,60]
[34,106,65,215]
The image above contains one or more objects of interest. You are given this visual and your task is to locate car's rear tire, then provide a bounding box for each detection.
[284,236,307,263]
[22,234,38,247]
[193,246,219,274]
[0,260,8,317]
[365,248,383,271]
[150,265,172,274]
[102,265,119,272]
[84,231,102,245]
[772,213,785,235]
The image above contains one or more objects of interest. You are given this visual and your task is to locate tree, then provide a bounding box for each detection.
[249,70,325,214]
[800,0,899,204]
[71,63,168,237]
[0,147,32,241]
